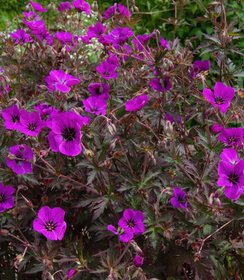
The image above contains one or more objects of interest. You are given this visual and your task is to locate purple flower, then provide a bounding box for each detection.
[220,148,240,166]
[30,1,47,13]
[104,27,134,46]
[217,160,244,200]
[58,2,73,12]
[170,187,188,209]
[132,33,154,51]
[103,3,131,19]
[165,112,182,124]
[67,268,76,279]
[23,11,40,22]
[218,127,243,148]
[24,19,48,39]
[18,110,45,137]
[149,77,172,93]
[87,22,106,39]
[211,123,223,134]
[202,82,235,113]
[1,104,21,130]
[34,103,59,125]
[96,56,119,80]
[107,208,144,243]
[88,83,109,99]
[72,0,90,15]
[133,255,144,267]
[83,96,107,115]
[191,60,210,77]
[118,208,145,237]
[160,36,170,50]
[125,94,148,112]
[45,70,80,94]
[6,144,33,175]
[33,206,67,240]
[48,111,87,156]
[56,31,73,45]
[0,183,15,213]
[10,29,32,45]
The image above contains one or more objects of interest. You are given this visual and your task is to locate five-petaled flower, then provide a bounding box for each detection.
[125,94,148,111]
[202,82,235,113]
[45,70,80,94]
[18,110,45,137]
[83,96,107,115]
[217,160,244,200]
[170,187,188,209]
[218,127,243,148]
[107,208,145,243]
[72,0,90,15]
[10,29,33,45]
[1,104,22,130]
[33,206,67,240]
[48,111,89,156]
[0,183,15,213]
[6,144,33,175]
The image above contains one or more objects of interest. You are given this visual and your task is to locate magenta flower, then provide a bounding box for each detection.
[125,94,148,112]
[191,60,210,77]
[133,255,144,267]
[48,111,87,156]
[18,110,45,137]
[30,1,47,13]
[83,96,107,115]
[0,183,15,213]
[45,70,80,94]
[87,22,106,39]
[34,103,59,125]
[218,127,243,148]
[160,36,170,50]
[202,82,235,113]
[220,148,240,166]
[170,187,188,209]
[104,27,134,46]
[149,77,172,93]
[23,11,40,22]
[56,31,73,47]
[88,83,109,99]
[107,208,144,243]
[67,268,76,279]
[6,144,33,175]
[217,160,244,200]
[58,1,73,12]
[103,3,131,19]
[33,206,67,240]
[96,56,119,80]
[118,208,145,236]
[211,123,223,134]
[72,0,90,15]
[165,112,182,125]
[1,104,21,130]
[132,33,154,51]
[10,29,32,45]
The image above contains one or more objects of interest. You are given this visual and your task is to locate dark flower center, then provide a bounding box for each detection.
[15,153,24,165]
[28,123,36,131]
[127,219,135,229]
[177,194,186,203]
[12,115,20,123]
[62,127,76,141]
[95,86,103,95]
[0,193,6,203]
[228,137,237,144]
[45,221,56,231]
[215,97,224,105]
[228,173,239,185]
